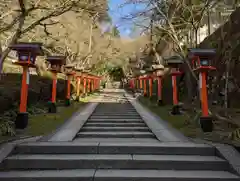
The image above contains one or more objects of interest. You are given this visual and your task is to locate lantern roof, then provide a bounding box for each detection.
[9,42,44,55]
[188,48,216,57]
[152,64,164,70]
[164,55,183,65]
[145,67,154,73]
[140,69,146,74]
[46,56,66,65]
[74,67,83,72]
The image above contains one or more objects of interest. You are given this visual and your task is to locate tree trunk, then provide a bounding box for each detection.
[195,28,198,47]
[224,60,230,115]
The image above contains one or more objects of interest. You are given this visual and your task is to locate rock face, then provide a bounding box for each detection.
[199,7,240,69]
[199,7,240,106]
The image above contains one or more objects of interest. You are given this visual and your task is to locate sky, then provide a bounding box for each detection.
[108,0,149,39]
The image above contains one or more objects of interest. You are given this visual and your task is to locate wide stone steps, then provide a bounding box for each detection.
[75,101,155,140]
[85,122,146,127]
[0,91,239,181]
[74,138,160,143]
[77,131,155,138]
[1,154,228,171]
[12,142,216,155]
[0,170,239,181]
[81,127,150,132]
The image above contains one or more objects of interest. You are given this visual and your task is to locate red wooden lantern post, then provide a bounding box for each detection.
[64,65,75,106]
[143,75,147,97]
[94,76,97,91]
[165,56,183,115]
[153,64,165,105]
[139,76,143,90]
[74,67,83,102]
[90,75,94,92]
[10,42,43,129]
[188,48,216,132]
[146,68,154,99]
[132,77,135,90]
[46,56,66,113]
[148,75,153,98]
[87,76,91,94]
[82,71,88,97]
[139,70,146,95]
[136,76,139,90]
[129,76,135,91]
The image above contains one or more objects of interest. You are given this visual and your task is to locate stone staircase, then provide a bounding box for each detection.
[0,92,239,180]
[75,102,157,141]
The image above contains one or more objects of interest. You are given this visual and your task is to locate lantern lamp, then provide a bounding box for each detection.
[74,67,83,75]
[64,64,76,106]
[188,48,216,71]
[64,64,75,74]
[164,55,183,75]
[46,56,66,73]
[140,69,146,74]
[152,64,164,76]
[10,42,43,67]
[9,42,43,129]
[46,56,66,113]
[74,67,84,101]
[164,56,184,114]
[188,48,216,132]
[152,64,164,105]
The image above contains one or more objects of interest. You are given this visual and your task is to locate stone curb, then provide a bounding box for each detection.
[0,136,41,164]
[46,102,99,142]
[41,94,106,142]
[124,91,190,142]
[191,138,240,176]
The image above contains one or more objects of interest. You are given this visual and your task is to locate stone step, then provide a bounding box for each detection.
[85,122,146,127]
[0,169,239,181]
[88,118,143,121]
[89,116,142,119]
[87,120,144,123]
[73,138,159,143]
[93,109,136,112]
[15,142,215,155]
[94,106,134,108]
[77,132,155,138]
[94,110,137,112]
[93,110,137,113]
[81,127,150,132]
[91,114,140,116]
[1,154,229,171]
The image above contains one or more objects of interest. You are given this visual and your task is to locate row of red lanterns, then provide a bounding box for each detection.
[129,48,216,132]
[9,42,102,129]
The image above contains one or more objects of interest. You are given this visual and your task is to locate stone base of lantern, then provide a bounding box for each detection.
[171,105,181,115]
[200,116,213,132]
[48,102,57,113]
[65,98,71,106]
[157,99,163,106]
[15,112,28,129]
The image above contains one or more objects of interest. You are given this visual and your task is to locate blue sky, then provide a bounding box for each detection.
[108,0,149,38]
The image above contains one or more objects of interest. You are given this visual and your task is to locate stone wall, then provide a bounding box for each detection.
[199,7,240,107]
